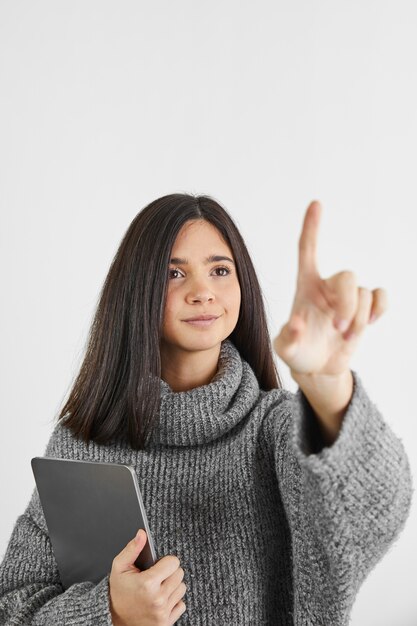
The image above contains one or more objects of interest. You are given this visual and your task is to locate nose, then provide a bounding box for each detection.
[185,278,215,304]
[188,293,214,304]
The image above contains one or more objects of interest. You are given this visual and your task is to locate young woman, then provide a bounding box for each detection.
[0,193,412,625]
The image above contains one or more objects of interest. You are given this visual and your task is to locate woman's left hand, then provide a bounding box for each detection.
[273,200,388,378]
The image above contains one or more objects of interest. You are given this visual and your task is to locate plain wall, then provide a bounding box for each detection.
[1,1,416,624]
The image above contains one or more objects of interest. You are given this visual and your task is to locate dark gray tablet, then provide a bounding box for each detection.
[31,457,158,590]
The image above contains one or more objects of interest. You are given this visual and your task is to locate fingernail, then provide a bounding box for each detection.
[336,319,349,332]
[369,313,377,323]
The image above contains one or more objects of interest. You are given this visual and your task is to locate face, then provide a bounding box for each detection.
[161,219,241,355]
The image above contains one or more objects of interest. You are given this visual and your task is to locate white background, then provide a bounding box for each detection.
[1,1,416,624]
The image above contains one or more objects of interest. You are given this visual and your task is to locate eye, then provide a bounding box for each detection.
[212,266,231,277]
[168,268,184,279]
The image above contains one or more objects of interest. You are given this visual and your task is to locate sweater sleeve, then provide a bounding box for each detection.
[0,427,113,626]
[262,369,414,623]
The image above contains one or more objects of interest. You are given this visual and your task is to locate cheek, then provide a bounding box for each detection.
[163,285,190,328]
[223,282,241,314]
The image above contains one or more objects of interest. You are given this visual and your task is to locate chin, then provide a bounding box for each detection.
[166,330,228,353]
[162,318,238,353]
[183,336,224,352]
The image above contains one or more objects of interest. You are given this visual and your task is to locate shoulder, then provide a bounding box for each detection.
[258,386,295,415]
[43,420,80,458]
[255,386,296,441]
[41,420,119,462]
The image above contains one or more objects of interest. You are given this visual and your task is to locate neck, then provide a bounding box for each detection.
[160,342,221,392]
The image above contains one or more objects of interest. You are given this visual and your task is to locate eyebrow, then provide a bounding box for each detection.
[169,255,235,265]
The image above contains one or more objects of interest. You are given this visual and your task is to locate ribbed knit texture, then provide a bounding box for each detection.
[0,339,413,625]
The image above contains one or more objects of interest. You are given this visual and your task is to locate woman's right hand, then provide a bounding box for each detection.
[109,529,187,626]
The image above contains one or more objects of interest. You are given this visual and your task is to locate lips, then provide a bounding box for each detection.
[183,315,219,321]
[182,314,221,328]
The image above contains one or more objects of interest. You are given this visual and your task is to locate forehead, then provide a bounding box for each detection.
[172,220,231,253]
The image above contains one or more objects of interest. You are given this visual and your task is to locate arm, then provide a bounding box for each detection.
[263,370,413,622]
[0,427,113,625]
[290,368,354,447]
[0,491,112,626]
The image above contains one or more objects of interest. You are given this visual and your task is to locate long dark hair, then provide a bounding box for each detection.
[59,193,283,450]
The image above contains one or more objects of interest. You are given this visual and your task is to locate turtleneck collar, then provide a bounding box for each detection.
[148,339,261,447]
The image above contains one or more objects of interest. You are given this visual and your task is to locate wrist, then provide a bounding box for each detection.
[110,608,125,626]
[291,369,354,446]
[290,368,351,385]
[109,592,126,626]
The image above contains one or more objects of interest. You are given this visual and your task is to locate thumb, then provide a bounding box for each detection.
[113,529,148,574]
[274,315,303,361]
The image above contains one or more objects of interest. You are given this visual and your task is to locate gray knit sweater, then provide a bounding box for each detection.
[0,340,413,625]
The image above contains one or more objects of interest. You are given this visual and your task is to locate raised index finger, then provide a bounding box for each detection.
[298,200,322,278]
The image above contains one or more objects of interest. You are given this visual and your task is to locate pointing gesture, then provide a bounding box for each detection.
[273,200,388,378]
